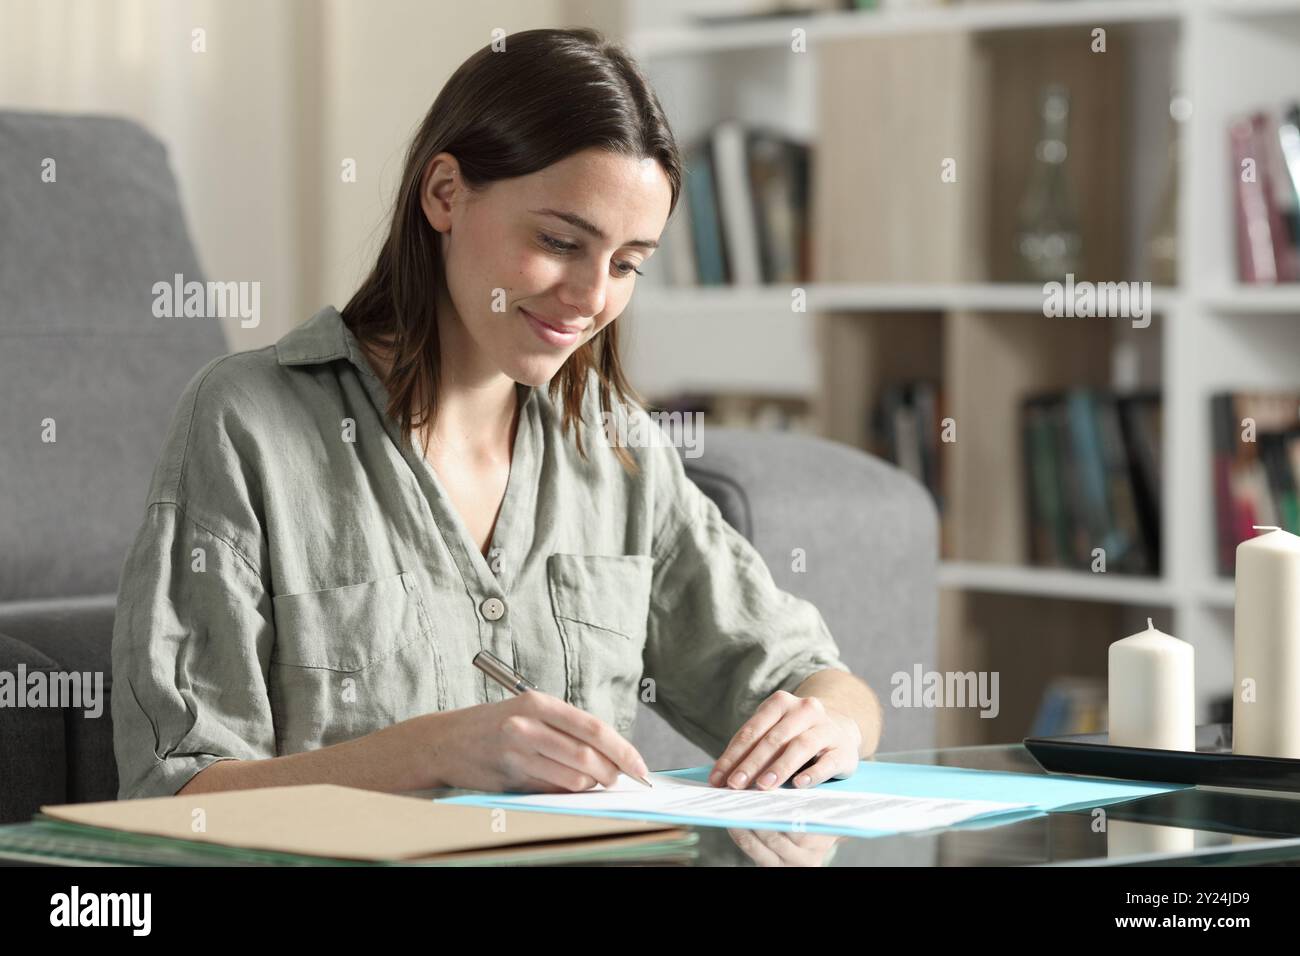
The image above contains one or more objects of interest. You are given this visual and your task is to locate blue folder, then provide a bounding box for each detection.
[437,761,1191,839]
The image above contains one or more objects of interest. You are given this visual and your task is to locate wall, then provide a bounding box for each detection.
[0,0,585,350]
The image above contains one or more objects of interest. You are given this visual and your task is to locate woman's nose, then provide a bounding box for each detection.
[560,261,609,318]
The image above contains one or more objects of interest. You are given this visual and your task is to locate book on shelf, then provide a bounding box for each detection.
[659,120,812,288]
[1211,391,1300,576]
[748,125,812,283]
[690,0,848,26]
[1029,677,1108,738]
[1020,389,1161,576]
[683,141,728,285]
[869,380,944,513]
[1278,104,1300,266]
[1230,102,1300,284]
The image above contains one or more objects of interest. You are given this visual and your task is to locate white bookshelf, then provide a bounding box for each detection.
[938,560,1176,604]
[630,0,1190,55]
[622,0,1300,734]
[1203,286,1300,313]
[638,281,1180,314]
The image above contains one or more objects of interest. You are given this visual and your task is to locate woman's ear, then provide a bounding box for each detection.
[419,152,459,234]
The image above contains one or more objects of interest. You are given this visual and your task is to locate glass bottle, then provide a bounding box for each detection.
[1145,93,1187,287]
[1016,84,1084,281]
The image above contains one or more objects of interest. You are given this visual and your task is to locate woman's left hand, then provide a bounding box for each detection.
[708,691,862,790]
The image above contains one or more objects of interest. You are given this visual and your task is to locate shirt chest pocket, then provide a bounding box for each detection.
[269,570,443,754]
[546,554,653,736]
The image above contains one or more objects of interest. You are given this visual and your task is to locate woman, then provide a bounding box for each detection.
[111,27,882,801]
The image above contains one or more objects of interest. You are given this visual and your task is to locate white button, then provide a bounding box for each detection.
[488,547,503,575]
[480,597,506,621]
[401,572,416,593]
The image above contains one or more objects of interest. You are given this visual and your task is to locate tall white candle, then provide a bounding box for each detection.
[1107,820,1195,858]
[1233,526,1300,758]
[1108,618,1195,751]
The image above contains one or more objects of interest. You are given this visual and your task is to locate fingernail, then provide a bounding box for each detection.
[796,774,811,787]
[729,771,747,787]
[709,770,722,785]
[759,771,777,788]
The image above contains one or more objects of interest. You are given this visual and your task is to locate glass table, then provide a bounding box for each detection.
[4,737,1300,866]
[812,741,1300,867]
[410,737,1300,867]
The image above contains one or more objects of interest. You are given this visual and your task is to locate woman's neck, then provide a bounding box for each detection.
[425,373,519,462]
[359,324,519,462]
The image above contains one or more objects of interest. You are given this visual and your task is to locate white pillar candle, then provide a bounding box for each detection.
[1108,618,1195,751]
[1107,820,1195,859]
[1233,526,1300,758]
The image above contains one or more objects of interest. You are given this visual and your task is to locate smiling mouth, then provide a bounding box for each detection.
[521,308,585,347]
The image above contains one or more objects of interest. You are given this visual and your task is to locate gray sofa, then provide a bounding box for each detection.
[0,110,939,825]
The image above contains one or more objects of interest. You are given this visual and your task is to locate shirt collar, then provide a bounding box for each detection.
[276,304,541,411]
[275,305,352,366]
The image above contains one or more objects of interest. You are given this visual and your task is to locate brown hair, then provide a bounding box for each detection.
[341,27,682,473]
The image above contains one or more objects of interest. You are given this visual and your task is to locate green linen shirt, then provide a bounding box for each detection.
[110,305,851,800]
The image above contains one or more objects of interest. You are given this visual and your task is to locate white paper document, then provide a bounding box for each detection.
[494,772,1036,834]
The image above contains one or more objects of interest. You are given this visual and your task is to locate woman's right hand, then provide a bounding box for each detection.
[416,691,651,793]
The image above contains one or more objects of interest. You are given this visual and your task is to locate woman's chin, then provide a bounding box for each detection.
[508,356,568,388]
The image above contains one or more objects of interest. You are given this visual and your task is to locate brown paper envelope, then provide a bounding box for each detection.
[42,784,681,862]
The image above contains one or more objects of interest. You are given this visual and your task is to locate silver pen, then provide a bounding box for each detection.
[472,649,652,788]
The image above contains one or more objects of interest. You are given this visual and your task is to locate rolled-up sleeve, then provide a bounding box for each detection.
[641,437,852,758]
[111,359,276,800]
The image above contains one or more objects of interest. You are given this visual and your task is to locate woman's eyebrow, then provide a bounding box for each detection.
[531,207,659,250]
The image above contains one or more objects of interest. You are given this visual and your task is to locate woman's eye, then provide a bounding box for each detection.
[538,232,577,253]
[539,233,643,278]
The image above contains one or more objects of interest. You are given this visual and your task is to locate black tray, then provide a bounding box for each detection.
[1023,723,1300,793]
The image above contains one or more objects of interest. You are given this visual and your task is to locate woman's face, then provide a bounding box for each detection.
[422,147,673,388]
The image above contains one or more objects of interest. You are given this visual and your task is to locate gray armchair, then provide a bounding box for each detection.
[0,110,938,824]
